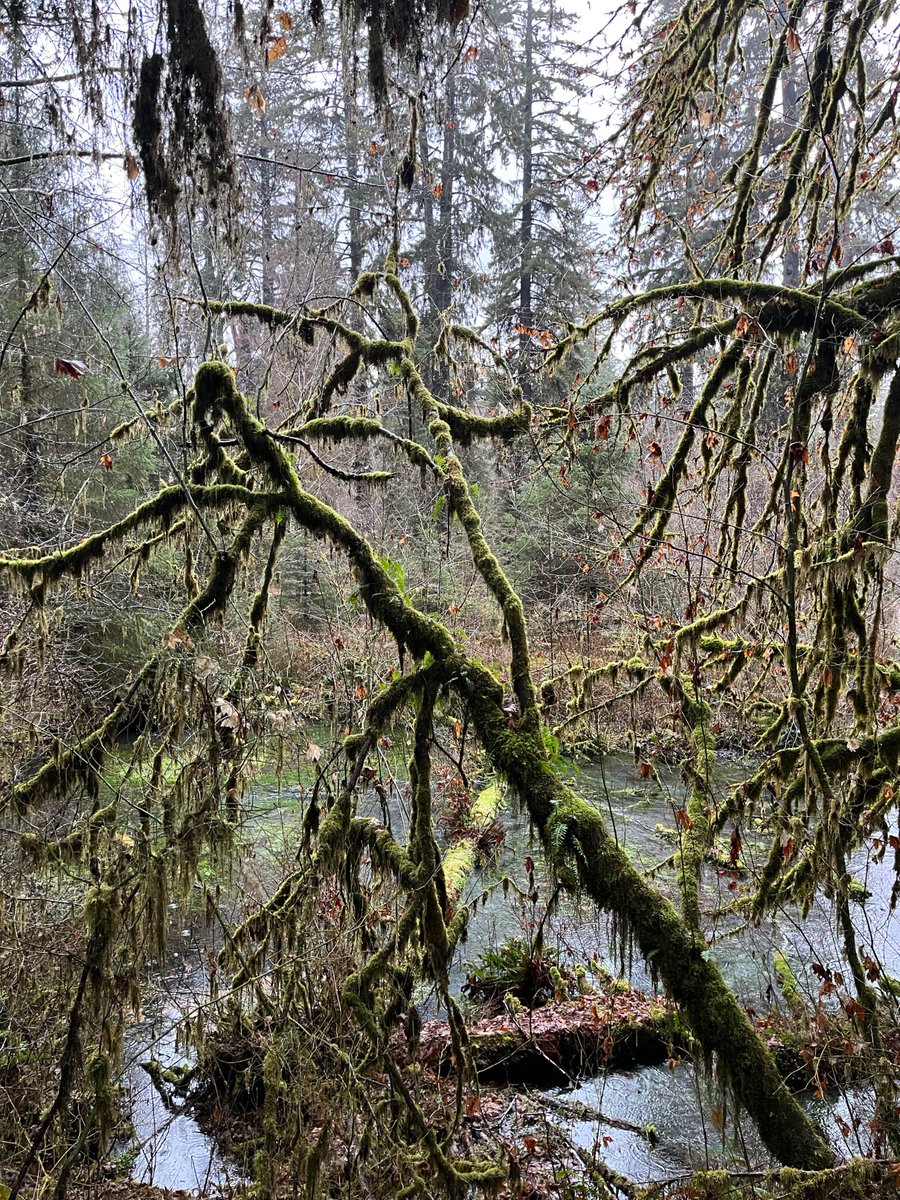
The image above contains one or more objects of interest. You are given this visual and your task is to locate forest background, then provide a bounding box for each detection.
[4,0,900,1196]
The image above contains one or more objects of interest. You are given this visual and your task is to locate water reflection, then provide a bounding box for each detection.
[121,925,238,1192]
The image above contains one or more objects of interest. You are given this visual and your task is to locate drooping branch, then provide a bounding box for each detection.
[0,484,283,604]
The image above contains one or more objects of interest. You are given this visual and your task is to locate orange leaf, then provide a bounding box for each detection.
[275,9,292,28]
[267,35,288,61]
[674,805,693,830]
[124,151,140,181]
[433,181,443,198]
[100,453,114,471]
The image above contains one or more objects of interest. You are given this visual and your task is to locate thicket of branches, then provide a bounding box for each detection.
[4,0,900,1195]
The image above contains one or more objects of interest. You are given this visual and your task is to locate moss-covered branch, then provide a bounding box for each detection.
[668,681,715,933]
[456,659,832,1170]
[0,484,283,603]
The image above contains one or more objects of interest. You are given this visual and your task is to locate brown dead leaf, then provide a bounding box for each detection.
[245,85,266,113]
[267,34,288,61]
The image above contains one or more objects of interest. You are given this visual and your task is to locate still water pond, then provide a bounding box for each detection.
[123,751,899,1188]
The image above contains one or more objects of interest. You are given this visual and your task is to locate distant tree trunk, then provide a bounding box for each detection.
[259,116,275,308]
[518,0,534,406]
[418,78,456,410]
[759,54,800,435]
[435,74,455,322]
[339,35,372,483]
[781,67,800,288]
[9,17,40,505]
[341,36,363,284]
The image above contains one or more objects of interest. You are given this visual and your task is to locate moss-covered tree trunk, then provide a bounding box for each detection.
[456,664,831,1169]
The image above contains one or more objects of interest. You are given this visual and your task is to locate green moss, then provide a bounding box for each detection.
[470,782,502,824]
[846,878,871,903]
[290,415,437,473]
[0,483,276,599]
[193,297,314,341]
[442,842,475,899]
[764,1158,885,1200]
[665,682,715,932]
[688,1170,743,1200]
[774,950,806,1020]
[440,781,504,901]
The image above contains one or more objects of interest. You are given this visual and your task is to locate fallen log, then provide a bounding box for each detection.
[419,985,675,1085]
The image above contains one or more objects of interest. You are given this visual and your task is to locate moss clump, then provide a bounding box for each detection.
[773,950,807,1021]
